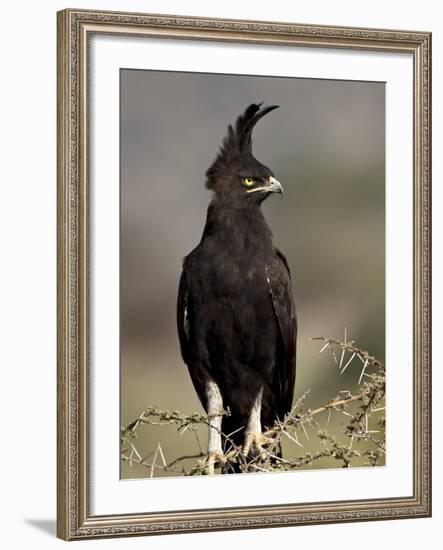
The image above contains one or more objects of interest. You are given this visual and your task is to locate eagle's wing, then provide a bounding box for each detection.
[266,249,297,419]
[177,269,190,365]
[177,266,214,413]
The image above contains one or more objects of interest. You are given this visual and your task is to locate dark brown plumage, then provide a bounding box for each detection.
[177,104,297,470]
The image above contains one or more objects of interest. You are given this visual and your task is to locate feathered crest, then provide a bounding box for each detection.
[206,103,279,189]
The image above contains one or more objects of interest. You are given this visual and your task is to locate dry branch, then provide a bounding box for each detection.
[121,332,385,476]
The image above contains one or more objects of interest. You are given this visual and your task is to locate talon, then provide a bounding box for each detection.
[243,432,274,458]
[204,450,226,475]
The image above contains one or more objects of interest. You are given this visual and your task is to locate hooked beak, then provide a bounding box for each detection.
[246,176,284,195]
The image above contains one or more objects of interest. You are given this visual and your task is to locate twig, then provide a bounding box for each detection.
[121,333,385,476]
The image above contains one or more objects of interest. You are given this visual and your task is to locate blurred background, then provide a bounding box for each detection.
[120,69,385,479]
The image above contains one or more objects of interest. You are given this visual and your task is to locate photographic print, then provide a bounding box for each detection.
[57,9,431,539]
[120,69,386,479]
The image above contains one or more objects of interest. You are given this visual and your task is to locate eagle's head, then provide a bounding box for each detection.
[205,103,283,204]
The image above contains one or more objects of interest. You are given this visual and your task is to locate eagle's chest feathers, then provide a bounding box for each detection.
[198,206,273,299]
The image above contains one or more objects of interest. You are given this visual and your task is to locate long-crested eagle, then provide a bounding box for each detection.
[177,104,297,473]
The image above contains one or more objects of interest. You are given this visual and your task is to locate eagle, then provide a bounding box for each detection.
[177,104,297,473]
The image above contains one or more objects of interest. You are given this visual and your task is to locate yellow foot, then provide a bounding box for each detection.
[242,432,274,458]
[202,449,227,475]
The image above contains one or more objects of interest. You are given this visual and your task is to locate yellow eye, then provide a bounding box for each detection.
[243,177,255,186]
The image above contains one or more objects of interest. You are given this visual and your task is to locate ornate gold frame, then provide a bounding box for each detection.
[57,8,432,540]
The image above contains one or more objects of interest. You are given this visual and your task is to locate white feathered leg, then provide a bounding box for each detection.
[205,380,225,474]
[243,387,273,457]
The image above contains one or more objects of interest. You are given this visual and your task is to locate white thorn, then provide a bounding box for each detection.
[283,429,303,448]
[157,443,167,467]
[319,342,329,354]
[179,423,191,435]
[358,359,369,384]
[130,443,142,461]
[341,352,356,374]
[150,444,160,478]
[300,421,310,440]
[329,344,338,364]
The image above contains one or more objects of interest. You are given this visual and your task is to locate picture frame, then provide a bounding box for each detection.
[57,8,432,540]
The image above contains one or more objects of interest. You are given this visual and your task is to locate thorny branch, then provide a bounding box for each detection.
[121,331,385,476]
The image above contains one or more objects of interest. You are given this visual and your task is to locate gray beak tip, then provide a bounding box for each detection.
[269,176,284,195]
